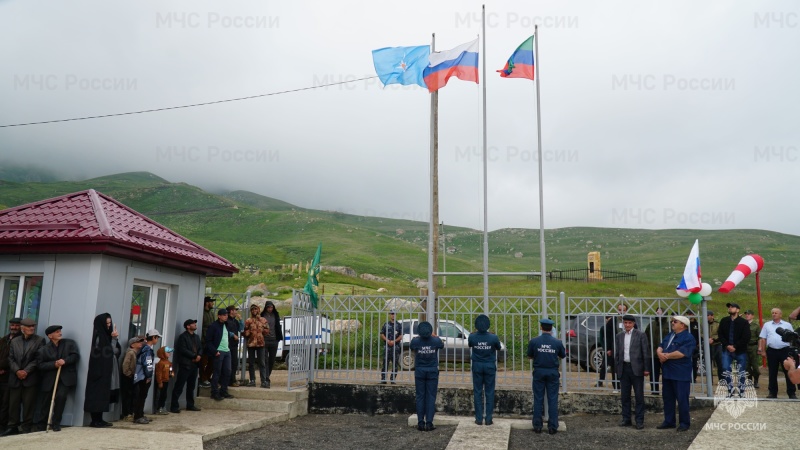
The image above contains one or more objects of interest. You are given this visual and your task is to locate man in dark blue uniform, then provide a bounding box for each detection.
[527,318,565,435]
[410,321,444,431]
[380,311,403,384]
[469,314,502,425]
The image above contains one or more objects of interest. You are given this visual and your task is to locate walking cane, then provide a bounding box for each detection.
[46,365,62,433]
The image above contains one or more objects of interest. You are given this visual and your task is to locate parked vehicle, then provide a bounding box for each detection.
[398,318,507,370]
[277,315,331,368]
[565,314,653,372]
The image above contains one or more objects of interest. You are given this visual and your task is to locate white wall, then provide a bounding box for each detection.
[0,253,208,426]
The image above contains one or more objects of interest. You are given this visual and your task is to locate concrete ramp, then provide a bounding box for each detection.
[407,414,566,450]
[689,399,795,450]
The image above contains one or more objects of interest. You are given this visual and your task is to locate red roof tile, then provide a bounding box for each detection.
[0,189,238,276]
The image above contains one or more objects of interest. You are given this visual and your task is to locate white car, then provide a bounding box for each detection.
[398,318,507,370]
[277,315,331,368]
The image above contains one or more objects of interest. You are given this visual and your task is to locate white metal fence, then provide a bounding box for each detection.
[286,291,716,396]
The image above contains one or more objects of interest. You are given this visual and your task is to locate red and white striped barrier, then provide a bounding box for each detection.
[718,254,764,293]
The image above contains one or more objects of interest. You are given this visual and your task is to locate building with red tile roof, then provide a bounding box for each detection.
[0,189,237,427]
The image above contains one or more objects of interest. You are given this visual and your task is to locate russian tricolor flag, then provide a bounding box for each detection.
[422,39,479,93]
[677,240,702,293]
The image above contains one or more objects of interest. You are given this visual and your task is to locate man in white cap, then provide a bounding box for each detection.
[656,315,695,432]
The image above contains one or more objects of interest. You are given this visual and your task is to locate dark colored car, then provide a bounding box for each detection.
[565,314,653,372]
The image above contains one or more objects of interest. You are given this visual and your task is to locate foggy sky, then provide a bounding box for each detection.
[1,0,799,236]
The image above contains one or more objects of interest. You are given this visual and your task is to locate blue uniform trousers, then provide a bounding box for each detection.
[661,378,690,429]
[532,368,559,430]
[414,367,439,426]
[471,361,496,423]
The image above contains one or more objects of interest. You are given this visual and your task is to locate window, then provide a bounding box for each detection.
[0,275,43,336]
[437,322,460,339]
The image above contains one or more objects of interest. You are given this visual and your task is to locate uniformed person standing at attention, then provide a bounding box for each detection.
[410,321,444,432]
[469,314,502,426]
[380,311,403,384]
[527,318,565,435]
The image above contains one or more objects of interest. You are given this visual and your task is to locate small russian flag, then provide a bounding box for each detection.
[676,240,702,293]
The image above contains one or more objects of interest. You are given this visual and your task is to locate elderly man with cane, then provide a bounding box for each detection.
[37,325,79,432]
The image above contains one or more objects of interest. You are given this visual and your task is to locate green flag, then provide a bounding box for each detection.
[304,243,322,308]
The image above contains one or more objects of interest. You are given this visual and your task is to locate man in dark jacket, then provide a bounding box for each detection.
[0,317,22,433]
[200,296,216,387]
[170,319,203,413]
[614,315,651,429]
[225,305,243,387]
[597,316,620,389]
[2,318,45,435]
[261,301,283,388]
[718,302,751,397]
[205,309,234,401]
[36,325,80,432]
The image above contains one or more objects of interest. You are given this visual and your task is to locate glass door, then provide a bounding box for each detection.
[129,285,151,341]
[0,278,20,336]
[127,283,169,353]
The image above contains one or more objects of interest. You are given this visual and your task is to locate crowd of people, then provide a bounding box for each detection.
[1,296,797,437]
[0,296,283,435]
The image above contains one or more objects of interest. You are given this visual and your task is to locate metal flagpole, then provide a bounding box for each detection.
[427,33,437,326]
[441,221,446,287]
[481,5,489,314]
[534,25,548,318]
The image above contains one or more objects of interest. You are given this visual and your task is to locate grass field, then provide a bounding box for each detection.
[1,171,798,300]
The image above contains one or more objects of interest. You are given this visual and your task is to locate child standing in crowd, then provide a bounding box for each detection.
[120,336,144,421]
[133,330,159,425]
[155,346,175,415]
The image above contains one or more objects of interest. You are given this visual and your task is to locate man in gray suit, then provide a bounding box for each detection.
[615,314,651,430]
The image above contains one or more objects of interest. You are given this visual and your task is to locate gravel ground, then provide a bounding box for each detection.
[205,408,715,450]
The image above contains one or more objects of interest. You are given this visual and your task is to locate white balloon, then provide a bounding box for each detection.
[699,282,713,296]
[676,289,690,298]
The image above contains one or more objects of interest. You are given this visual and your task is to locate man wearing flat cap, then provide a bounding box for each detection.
[36,325,79,431]
[0,317,23,433]
[656,315,696,432]
[527,318,565,435]
[717,302,750,397]
[2,318,45,435]
[615,315,650,429]
[170,319,203,413]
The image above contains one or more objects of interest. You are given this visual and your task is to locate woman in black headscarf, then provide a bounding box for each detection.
[84,313,122,427]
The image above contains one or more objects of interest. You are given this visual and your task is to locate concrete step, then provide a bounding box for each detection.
[196,395,307,419]
[199,385,308,402]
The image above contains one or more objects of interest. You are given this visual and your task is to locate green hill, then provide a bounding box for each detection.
[0,172,798,298]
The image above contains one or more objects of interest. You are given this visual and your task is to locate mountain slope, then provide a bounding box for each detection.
[0,172,798,293]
